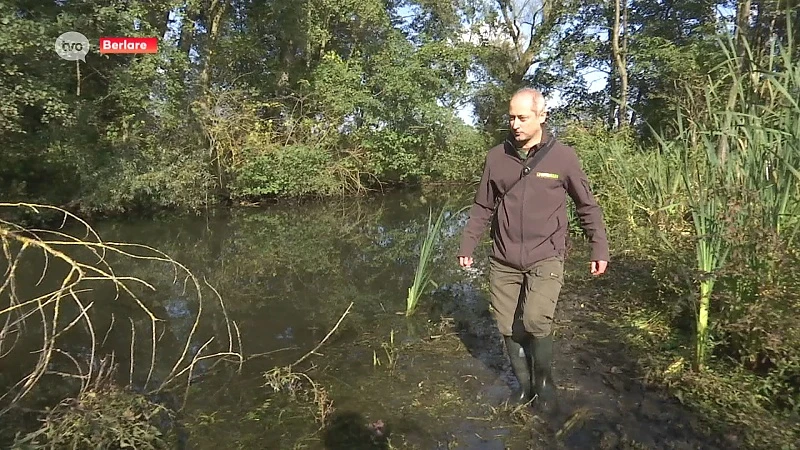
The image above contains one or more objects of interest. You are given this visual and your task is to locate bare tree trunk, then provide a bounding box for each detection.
[735,0,752,68]
[146,6,172,41]
[496,0,565,84]
[197,0,229,193]
[178,7,197,59]
[611,0,628,129]
[607,23,617,128]
[200,0,227,95]
[629,85,642,128]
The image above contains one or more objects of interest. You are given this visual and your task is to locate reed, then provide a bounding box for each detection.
[405,205,446,316]
[650,22,800,370]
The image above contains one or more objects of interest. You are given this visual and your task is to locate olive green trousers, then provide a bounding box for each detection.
[488,255,565,338]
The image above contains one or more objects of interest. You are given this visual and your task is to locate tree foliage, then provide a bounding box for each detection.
[2,0,798,212]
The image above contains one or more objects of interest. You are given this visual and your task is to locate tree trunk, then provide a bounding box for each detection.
[607,24,617,129]
[611,0,628,129]
[198,0,229,194]
[199,0,227,95]
[178,7,198,59]
[496,0,564,84]
[146,5,172,41]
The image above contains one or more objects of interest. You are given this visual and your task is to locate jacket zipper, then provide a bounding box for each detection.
[509,140,528,270]
[520,171,525,269]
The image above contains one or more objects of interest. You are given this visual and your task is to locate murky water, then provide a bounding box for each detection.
[1,187,732,449]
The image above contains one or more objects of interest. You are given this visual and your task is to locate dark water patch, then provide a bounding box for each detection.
[2,188,738,448]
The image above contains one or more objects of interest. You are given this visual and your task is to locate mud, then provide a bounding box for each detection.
[409,243,735,450]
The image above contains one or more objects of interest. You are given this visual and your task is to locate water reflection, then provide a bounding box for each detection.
[6,187,516,447]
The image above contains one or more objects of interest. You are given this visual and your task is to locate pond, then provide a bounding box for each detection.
[1,187,732,449]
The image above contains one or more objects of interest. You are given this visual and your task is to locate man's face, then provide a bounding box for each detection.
[508,95,547,147]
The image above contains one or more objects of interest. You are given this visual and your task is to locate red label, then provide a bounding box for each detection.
[99,37,158,54]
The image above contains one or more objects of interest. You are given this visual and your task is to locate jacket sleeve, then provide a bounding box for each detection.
[457,155,495,258]
[565,148,610,262]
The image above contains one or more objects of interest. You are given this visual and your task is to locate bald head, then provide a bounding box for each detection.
[511,88,546,114]
[508,88,548,148]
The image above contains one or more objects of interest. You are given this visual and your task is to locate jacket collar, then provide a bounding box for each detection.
[503,126,553,157]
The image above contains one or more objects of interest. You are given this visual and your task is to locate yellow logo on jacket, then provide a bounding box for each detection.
[536,172,559,179]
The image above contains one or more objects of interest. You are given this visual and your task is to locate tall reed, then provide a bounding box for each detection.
[406,205,446,316]
[651,22,800,370]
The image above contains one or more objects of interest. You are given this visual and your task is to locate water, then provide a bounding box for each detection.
[0,188,731,449]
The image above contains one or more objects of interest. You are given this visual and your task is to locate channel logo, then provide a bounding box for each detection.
[54,32,159,60]
[55,32,90,61]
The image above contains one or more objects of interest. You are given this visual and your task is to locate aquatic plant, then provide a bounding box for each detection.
[373,329,399,373]
[262,302,351,428]
[405,205,446,316]
[11,356,176,449]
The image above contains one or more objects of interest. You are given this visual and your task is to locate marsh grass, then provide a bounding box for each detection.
[562,19,800,442]
[11,356,176,449]
[563,123,689,243]
[646,26,800,370]
[263,366,335,426]
[373,329,399,373]
[405,205,447,317]
[261,301,352,430]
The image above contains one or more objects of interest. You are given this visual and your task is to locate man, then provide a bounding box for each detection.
[457,88,609,414]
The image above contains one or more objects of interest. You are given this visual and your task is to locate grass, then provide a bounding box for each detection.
[660,28,800,369]
[570,21,800,373]
[11,357,177,449]
[405,205,447,317]
[373,329,399,373]
[593,278,800,449]
[562,23,800,436]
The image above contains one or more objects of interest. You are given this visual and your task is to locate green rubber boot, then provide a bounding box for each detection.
[529,333,558,414]
[503,335,532,405]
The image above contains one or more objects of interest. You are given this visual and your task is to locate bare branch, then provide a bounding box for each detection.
[0,202,243,417]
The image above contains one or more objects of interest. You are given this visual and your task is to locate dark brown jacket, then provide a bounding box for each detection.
[458,130,610,269]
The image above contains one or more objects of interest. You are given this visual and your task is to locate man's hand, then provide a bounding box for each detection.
[459,256,474,268]
[591,260,608,276]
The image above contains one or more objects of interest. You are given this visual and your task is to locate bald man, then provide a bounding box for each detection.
[457,88,610,414]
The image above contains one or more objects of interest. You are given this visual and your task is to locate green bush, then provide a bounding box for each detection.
[422,121,489,183]
[713,239,800,414]
[231,144,341,198]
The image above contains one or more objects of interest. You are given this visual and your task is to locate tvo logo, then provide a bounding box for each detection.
[55,32,90,62]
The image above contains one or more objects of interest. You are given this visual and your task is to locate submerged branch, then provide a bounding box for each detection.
[291,302,353,369]
[0,202,243,416]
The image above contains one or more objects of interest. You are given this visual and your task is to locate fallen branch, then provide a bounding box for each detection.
[291,301,353,369]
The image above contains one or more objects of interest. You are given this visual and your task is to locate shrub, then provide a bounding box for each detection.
[231,144,341,198]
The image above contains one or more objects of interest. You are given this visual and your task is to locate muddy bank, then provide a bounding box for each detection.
[404,241,736,450]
